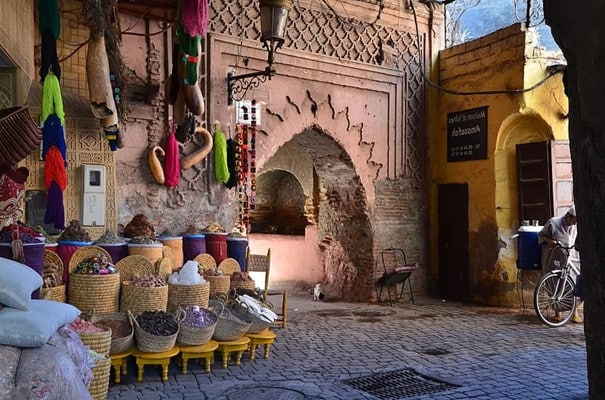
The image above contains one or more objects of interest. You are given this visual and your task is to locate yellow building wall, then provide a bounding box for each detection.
[429,23,569,306]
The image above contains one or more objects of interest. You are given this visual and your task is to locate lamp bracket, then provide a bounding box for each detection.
[227,67,276,106]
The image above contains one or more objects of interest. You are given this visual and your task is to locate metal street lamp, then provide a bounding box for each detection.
[227,0,293,105]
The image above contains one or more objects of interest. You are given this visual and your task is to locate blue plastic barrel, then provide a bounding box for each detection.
[227,236,248,271]
[517,225,542,270]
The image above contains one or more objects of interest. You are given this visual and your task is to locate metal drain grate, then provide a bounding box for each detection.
[341,368,459,399]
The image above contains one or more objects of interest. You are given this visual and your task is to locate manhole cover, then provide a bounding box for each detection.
[227,387,307,400]
[341,368,459,400]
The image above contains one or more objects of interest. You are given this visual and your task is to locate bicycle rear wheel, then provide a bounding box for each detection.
[534,271,577,327]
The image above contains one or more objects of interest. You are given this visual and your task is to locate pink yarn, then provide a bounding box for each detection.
[181,0,208,37]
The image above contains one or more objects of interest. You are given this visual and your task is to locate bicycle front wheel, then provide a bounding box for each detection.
[534,272,577,327]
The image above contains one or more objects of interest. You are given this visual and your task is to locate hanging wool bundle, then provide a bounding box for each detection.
[163,127,181,188]
[177,27,201,87]
[42,114,67,163]
[38,0,61,82]
[44,181,65,230]
[213,123,229,184]
[42,73,65,126]
[224,138,238,189]
[43,146,67,192]
[180,0,209,37]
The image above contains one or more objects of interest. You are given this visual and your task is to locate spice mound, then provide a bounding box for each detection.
[136,311,178,336]
[95,229,125,244]
[129,275,167,287]
[58,220,91,242]
[123,214,155,239]
[180,305,216,328]
[96,319,132,340]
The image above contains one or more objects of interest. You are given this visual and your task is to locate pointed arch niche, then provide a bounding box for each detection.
[494,112,553,232]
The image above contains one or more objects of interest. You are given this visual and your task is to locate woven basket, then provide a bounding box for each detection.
[40,285,66,302]
[90,312,133,355]
[114,255,156,282]
[175,306,218,346]
[129,310,179,353]
[68,246,113,272]
[218,258,241,275]
[204,274,231,297]
[235,302,272,334]
[230,279,256,292]
[209,300,252,342]
[194,253,217,271]
[120,281,168,314]
[41,250,66,302]
[68,272,120,314]
[167,281,210,313]
[88,357,111,400]
[156,257,173,280]
[0,106,42,166]
[80,325,112,357]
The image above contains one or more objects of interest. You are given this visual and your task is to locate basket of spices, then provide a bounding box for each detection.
[129,310,179,353]
[167,261,210,313]
[199,253,230,298]
[121,275,168,314]
[70,317,112,357]
[175,305,217,346]
[115,255,168,313]
[91,312,134,354]
[229,271,256,292]
[40,249,66,302]
[67,246,120,314]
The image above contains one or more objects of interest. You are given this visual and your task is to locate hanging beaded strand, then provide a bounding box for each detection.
[235,123,246,230]
[248,100,258,234]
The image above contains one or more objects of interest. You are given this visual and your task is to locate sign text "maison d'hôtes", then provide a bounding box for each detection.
[447,106,488,162]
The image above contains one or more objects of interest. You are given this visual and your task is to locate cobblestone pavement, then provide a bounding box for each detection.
[107,290,587,400]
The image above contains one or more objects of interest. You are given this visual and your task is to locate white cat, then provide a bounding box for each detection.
[313,283,324,301]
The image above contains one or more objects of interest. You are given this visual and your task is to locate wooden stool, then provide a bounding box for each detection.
[132,346,180,382]
[246,330,277,360]
[178,340,219,374]
[215,336,250,368]
[109,347,135,384]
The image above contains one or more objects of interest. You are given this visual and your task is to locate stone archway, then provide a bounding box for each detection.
[259,124,374,301]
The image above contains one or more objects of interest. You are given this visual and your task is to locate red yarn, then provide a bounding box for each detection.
[44,145,67,191]
[181,0,208,37]
[164,127,180,188]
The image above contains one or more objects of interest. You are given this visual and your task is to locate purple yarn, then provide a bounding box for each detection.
[44,181,65,230]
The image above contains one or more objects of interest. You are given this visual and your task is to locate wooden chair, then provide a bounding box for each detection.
[245,248,287,328]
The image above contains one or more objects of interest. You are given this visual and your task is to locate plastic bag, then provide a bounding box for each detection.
[168,260,203,284]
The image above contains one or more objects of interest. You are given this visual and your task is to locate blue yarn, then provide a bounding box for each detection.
[42,114,67,165]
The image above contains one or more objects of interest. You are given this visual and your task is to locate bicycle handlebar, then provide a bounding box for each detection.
[553,242,575,251]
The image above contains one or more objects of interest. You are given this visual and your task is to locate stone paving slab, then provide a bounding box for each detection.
[107,293,587,400]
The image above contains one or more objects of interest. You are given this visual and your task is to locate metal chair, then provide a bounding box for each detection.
[245,248,287,328]
[376,248,417,306]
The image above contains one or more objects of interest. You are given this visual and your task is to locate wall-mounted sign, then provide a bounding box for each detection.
[447,106,488,162]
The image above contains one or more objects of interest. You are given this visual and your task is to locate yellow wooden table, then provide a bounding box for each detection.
[215,336,250,368]
[109,347,135,384]
[132,346,180,382]
[178,340,219,374]
[246,329,277,360]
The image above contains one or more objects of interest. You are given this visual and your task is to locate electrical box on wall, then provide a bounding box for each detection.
[81,165,106,226]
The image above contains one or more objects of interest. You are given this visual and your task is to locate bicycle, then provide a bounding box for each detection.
[533,244,581,327]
